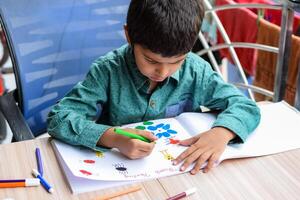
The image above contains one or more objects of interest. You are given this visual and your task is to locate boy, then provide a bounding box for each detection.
[47,0,260,174]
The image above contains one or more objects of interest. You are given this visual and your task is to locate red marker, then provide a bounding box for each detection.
[166,187,197,200]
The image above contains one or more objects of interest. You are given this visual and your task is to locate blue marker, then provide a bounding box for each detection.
[32,169,54,193]
[35,148,43,176]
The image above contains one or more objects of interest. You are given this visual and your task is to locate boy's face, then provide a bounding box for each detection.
[133,44,187,83]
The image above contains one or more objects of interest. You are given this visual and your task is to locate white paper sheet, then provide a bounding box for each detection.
[52,117,194,181]
[51,101,300,194]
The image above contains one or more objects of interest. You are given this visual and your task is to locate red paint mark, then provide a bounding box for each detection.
[84,159,95,164]
[169,138,179,144]
[79,169,92,176]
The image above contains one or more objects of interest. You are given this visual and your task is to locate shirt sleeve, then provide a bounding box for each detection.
[47,62,111,151]
[198,62,261,143]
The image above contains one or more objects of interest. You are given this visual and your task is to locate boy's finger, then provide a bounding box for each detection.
[138,149,153,157]
[180,149,204,172]
[178,136,199,146]
[203,158,214,173]
[135,139,155,151]
[172,145,196,165]
[135,130,158,141]
[204,153,221,173]
[190,151,212,175]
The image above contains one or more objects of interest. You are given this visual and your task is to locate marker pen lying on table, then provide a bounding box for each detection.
[114,128,151,143]
[35,148,43,176]
[32,169,54,193]
[96,185,142,200]
[166,187,197,200]
[0,179,40,188]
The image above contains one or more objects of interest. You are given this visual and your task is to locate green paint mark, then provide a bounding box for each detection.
[135,126,146,130]
[143,121,153,125]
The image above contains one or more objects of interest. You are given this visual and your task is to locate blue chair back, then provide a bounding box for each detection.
[0,0,129,136]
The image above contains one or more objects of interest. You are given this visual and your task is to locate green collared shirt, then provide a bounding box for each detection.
[47,44,260,151]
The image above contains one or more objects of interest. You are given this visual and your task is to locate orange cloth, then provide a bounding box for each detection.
[234,0,300,34]
[253,19,300,104]
[216,0,258,76]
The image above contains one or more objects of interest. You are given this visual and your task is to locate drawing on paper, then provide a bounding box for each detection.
[164,137,180,145]
[169,138,179,144]
[160,149,174,161]
[83,159,95,164]
[113,163,128,175]
[135,122,178,139]
[79,169,92,176]
[95,151,104,158]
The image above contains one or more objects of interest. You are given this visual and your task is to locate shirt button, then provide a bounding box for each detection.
[150,100,155,108]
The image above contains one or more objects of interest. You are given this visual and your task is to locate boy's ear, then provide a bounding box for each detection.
[123,24,131,44]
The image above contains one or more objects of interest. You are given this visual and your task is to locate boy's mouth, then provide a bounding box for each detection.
[150,76,165,82]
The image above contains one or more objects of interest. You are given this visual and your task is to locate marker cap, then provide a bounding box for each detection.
[185,187,197,196]
[25,178,40,187]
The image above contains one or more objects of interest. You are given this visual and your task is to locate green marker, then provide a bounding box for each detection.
[114,128,151,143]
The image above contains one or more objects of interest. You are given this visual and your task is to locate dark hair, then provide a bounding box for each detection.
[126,0,205,57]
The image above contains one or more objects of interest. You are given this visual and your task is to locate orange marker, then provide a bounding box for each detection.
[0,178,40,188]
[96,185,142,200]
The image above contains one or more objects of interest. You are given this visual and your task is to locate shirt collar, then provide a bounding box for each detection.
[170,69,180,83]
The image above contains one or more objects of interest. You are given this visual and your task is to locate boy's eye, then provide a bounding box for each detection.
[146,59,158,64]
[171,60,182,65]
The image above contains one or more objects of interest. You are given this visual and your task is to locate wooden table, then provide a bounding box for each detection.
[0,137,300,200]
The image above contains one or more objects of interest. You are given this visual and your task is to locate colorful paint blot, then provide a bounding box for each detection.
[113,163,128,175]
[135,125,146,130]
[134,121,178,139]
[160,149,174,161]
[169,138,179,144]
[96,151,104,158]
[83,159,95,164]
[143,121,154,125]
[79,169,92,176]
[147,123,177,138]
[164,137,179,145]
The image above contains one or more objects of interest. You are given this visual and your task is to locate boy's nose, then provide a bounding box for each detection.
[156,66,169,77]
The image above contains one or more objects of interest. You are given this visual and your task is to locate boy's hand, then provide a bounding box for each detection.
[98,128,157,159]
[172,127,235,174]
